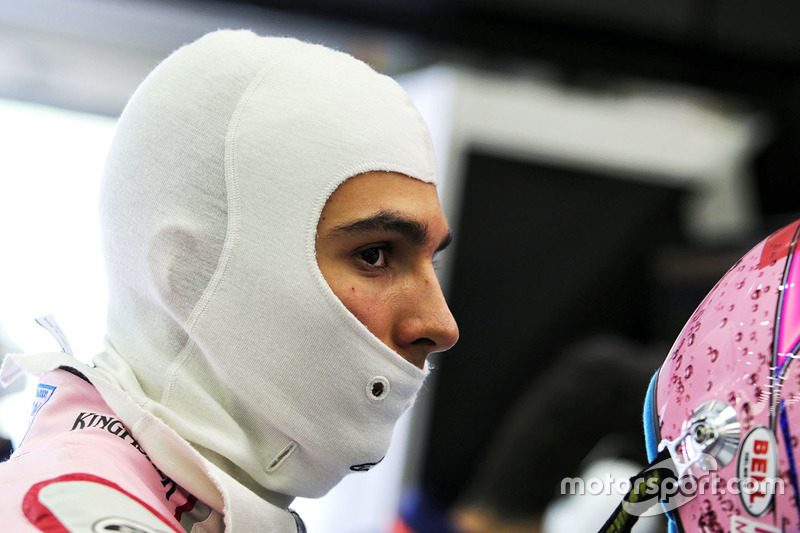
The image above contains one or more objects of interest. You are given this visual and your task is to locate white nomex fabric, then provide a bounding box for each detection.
[4,29,439,531]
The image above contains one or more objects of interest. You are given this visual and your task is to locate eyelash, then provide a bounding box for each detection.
[354,244,445,272]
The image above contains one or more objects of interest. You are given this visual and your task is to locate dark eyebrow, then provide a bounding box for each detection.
[331,210,453,252]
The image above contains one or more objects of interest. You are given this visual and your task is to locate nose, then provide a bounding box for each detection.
[394,268,459,368]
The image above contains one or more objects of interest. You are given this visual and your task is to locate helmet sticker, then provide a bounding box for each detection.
[730,514,780,533]
[736,426,778,516]
[759,220,800,270]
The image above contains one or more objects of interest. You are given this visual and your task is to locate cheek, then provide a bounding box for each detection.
[337,286,393,343]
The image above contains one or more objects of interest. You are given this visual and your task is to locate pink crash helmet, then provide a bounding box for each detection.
[602,219,800,533]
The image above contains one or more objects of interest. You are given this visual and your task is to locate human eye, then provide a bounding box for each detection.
[357,245,388,269]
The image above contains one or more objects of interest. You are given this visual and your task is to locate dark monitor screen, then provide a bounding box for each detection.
[419,149,688,507]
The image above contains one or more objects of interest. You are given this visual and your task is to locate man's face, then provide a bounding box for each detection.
[316,171,459,368]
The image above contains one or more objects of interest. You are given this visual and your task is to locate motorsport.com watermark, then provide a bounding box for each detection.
[559,455,786,517]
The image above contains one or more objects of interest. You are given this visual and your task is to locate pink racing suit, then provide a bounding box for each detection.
[0,368,210,532]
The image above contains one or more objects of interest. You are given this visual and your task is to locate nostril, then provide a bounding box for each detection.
[411,337,436,347]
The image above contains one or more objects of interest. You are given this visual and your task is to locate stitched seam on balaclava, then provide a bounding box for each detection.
[307,164,433,380]
[160,50,295,407]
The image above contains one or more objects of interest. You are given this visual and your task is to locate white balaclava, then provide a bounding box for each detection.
[92,30,435,500]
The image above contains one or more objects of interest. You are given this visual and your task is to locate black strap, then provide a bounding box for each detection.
[289,509,307,533]
[597,448,675,533]
[57,365,92,385]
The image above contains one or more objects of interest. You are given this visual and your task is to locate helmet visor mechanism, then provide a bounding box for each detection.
[659,399,741,481]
